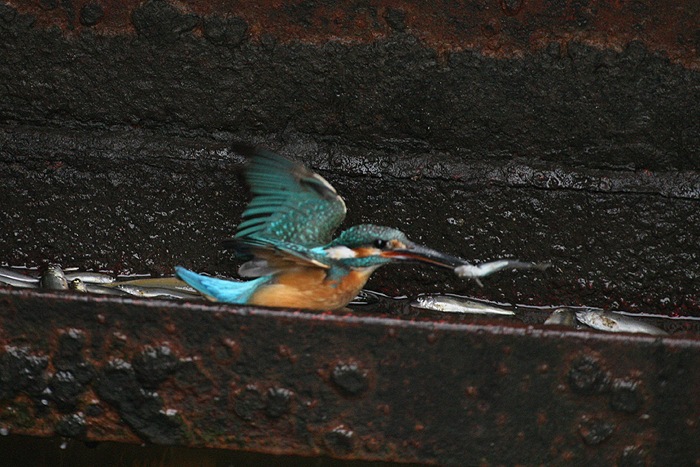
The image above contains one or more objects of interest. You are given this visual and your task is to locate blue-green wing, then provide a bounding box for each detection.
[233,145,346,247]
[227,235,331,277]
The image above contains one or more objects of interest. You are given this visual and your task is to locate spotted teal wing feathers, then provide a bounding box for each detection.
[228,235,331,277]
[231,145,347,247]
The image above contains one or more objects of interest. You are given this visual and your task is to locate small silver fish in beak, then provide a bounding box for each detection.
[455,260,550,286]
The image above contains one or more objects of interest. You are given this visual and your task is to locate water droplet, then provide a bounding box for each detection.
[331,362,369,396]
[578,416,614,445]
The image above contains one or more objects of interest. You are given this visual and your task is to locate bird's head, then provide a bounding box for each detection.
[324,224,464,270]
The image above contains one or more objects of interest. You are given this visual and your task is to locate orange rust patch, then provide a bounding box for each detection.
[4,0,698,69]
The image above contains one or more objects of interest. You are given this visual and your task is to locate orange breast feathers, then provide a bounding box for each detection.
[247,267,374,310]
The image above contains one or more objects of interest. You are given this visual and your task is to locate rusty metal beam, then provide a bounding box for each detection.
[5,0,699,69]
[0,288,698,464]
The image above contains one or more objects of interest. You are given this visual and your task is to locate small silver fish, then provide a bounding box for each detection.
[411,295,515,316]
[65,272,116,284]
[83,283,132,296]
[114,284,202,300]
[109,277,197,293]
[0,271,39,289]
[544,308,577,327]
[575,310,667,336]
[455,260,550,286]
[40,265,69,290]
[0,267,40,284]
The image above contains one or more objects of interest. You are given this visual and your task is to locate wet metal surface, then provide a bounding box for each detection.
[0,288,698,464]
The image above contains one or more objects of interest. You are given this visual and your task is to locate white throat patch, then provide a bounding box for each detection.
[325,246,357,259]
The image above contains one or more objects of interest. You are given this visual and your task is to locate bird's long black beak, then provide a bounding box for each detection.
[380,241,465,269]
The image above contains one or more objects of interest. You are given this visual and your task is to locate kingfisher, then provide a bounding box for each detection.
[175,145,473,310]
[176,146,546,309]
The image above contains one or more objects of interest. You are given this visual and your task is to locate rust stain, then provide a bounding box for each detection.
[4,0,700,68]
[0,288,699,463]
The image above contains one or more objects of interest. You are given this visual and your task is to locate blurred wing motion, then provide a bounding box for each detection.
[227,235,330,278]
[230,145,347,247]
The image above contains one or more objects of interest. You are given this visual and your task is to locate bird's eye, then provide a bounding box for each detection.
[374,239,388,249]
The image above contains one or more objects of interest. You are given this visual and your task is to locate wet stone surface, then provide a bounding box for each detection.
[0,127,698,316]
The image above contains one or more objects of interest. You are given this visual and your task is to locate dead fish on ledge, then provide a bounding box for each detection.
[0,267,39,288]
[575,309,667,336]
[542,307,667,336]
[411,295,515,316]
[1,265,202,301]
[544,308,578,327]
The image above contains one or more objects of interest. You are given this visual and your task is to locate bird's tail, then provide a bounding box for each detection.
[174,266,268,304]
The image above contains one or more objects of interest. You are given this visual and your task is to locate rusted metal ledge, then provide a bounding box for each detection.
[5,0,699,69]
[0,288,697,465]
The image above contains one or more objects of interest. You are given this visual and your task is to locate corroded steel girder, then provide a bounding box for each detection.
[0,288,698,465]
[4,0,699,69]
